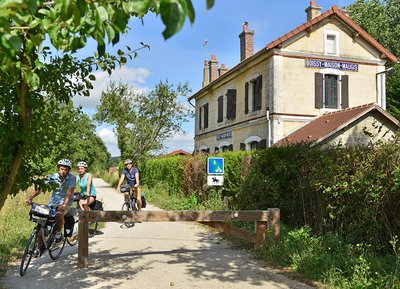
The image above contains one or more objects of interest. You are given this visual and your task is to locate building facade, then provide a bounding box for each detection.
[189,2,397,153]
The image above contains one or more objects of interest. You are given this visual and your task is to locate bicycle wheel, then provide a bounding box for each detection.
[88,221,98,238]
[121,201,135,228]
[47,228,66,260]
[19,228,39,276]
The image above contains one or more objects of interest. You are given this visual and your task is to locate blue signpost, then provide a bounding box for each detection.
[207,157,224,175]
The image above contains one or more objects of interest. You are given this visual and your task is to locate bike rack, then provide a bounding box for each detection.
[77,208,280,269]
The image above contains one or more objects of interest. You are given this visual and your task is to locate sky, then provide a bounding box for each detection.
[72,0,355,157]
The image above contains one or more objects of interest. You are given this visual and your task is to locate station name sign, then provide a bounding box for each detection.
[216,131,232,140]
[305,59,358,71]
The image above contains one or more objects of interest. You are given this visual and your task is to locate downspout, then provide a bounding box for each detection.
[266,109,271,147]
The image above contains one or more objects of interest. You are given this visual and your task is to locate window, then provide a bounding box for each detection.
[251,75,262,112]
[324,30,339,55]
[315,72,349,109]
[217,95,223,123]
[244,82,249,114]
[226,89,236,119]
[249,141,258,150]
[203,103,209,129]
[198,107,202,130]
[324,74,338,108]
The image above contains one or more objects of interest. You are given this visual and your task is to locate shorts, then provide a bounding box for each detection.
[55,204,71,216]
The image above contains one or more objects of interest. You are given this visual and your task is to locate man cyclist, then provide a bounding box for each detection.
[25,159,76,255]
[117,159,142,210]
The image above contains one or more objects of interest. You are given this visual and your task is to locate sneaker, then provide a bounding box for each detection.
[55,231,63,243]
[32,249,40,258]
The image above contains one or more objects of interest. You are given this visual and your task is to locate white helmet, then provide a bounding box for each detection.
[124,159,133,165]
[57,159,72,169]
[77,161,88,168]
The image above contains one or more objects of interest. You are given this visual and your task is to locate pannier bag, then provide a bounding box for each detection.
[64,215,75,237]
[141,192,147,208]
[89,200,104,211]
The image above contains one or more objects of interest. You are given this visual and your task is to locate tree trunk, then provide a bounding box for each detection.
[0,65,28,211]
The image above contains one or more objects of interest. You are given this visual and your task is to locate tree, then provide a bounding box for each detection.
[0,0,214,211]
[346,0,400,119]
[95,80,192,164]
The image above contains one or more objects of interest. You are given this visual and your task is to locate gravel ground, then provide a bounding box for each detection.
[2,178,315,289]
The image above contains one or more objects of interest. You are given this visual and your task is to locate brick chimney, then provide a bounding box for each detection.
[202,60,209,87]
[305,1,322,21]
[219,63,228,76]
[239,21,254,62]
[209,54,219,82]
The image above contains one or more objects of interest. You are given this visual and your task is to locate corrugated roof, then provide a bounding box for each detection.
[275,103,400,146]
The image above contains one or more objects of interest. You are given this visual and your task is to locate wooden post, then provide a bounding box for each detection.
[78,213,89,269]
[255,221,267,249]
[267,208,280,245]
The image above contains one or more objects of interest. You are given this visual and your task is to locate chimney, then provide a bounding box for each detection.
[239,21,254,62]
[305,1,322,21]
[209,54,219,82]
[219,63,228,76]
[202,60,209,87]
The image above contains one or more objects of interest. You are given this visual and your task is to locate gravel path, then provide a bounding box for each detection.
[2,178,315,289]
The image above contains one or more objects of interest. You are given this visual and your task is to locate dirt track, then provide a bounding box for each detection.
[2,178,314,289]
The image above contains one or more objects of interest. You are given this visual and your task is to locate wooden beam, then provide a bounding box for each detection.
[78,215,89,269]
[201,221,255,243]
[81,210,269,223]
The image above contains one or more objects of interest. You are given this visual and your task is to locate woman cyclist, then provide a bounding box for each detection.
[76,161,97,211]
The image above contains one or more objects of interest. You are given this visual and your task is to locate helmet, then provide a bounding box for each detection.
[124,159,133,165]
[77,161,88,168]
[57,159,72,169]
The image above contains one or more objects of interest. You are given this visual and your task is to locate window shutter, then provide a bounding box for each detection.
[199,107,202,130]
[240,143,246,150]
[226,89,237,119]
[228,144,233,151]
[244,82,249,114]
[258,139,267,149]
[204,103,209,129]
[217,95,223,123]
[341,75,349,108]
[254,75,262,110]
[315,72,323,108]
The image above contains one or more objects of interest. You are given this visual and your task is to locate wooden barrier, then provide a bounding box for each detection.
[78,209,280,268]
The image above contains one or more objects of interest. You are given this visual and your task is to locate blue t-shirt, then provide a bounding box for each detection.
[46,173,76,207]
[122,167,141,187]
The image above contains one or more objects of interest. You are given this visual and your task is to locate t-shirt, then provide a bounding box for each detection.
[77,172,97,197]
[122,167,141,187]
[46,173,76,207]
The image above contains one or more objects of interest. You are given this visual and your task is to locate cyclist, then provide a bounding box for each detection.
[25,159,76,256]
[76,161,97,211]
[117,159,142,210]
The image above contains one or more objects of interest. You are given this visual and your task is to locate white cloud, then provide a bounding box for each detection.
[97,127,120,157]
[163,132,194,154]
[73,66,151,111]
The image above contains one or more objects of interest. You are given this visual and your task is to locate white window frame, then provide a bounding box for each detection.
[324,30,339,56]
[198,145,209,152]
[244,136,261,151]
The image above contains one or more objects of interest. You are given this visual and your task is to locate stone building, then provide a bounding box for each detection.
[189,1,398,152]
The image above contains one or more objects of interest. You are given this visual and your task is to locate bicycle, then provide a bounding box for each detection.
[66,193,102,246]
[120,185,139,228]
[19,203,67,276]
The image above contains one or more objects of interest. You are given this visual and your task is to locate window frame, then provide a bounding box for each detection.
[324,30,339,56]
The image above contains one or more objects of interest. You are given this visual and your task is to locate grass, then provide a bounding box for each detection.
[0,189,50,276]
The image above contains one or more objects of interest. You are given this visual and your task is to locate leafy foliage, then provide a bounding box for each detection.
[346,0,400,119]
[0,0,215,211]
[95,80,192,164]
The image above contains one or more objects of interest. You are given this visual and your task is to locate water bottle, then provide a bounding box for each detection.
[49,208,57,218]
